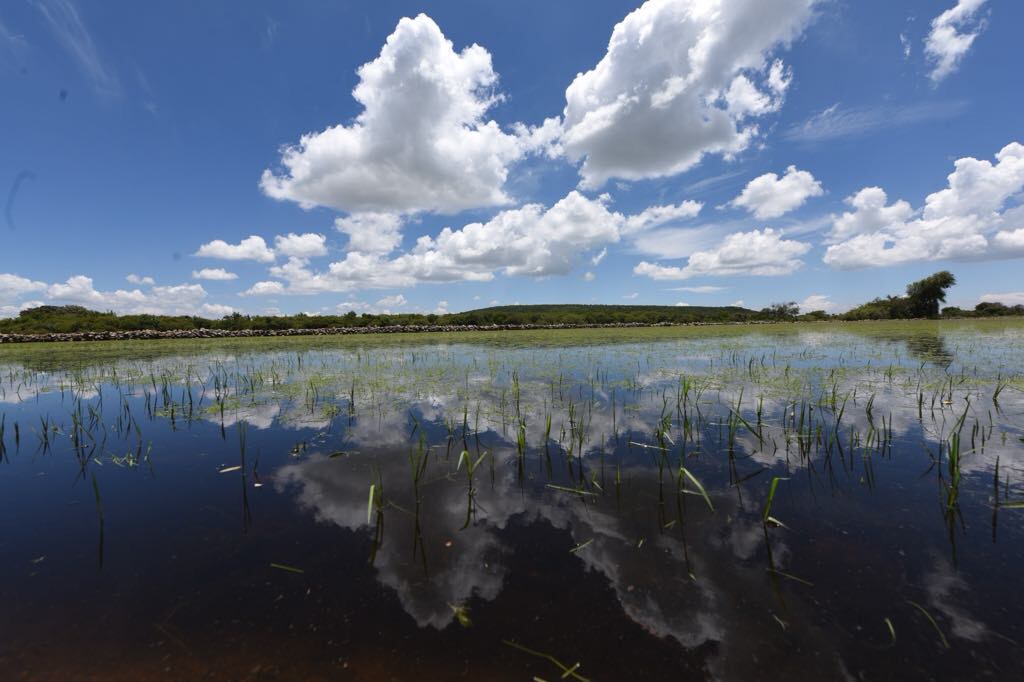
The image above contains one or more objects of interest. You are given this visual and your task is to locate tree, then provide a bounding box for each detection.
[761,302,799,320]
[904,271,956,318]
[974,301,1008,316]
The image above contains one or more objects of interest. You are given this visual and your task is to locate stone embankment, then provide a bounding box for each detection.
[0,321,759,344]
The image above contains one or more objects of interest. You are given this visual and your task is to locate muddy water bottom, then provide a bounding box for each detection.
[1,322,1023,680]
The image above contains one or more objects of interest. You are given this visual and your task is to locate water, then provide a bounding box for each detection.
[1,321,1023,680]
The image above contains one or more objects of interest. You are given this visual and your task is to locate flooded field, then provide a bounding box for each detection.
[2,320,1023,681]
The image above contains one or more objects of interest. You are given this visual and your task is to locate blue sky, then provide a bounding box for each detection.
[1,0,1022,318]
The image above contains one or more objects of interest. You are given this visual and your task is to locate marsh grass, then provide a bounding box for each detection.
[502,639,589,682]
[906,599,950,649]
[90,471,104,568]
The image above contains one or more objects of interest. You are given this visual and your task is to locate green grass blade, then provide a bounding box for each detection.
[679,466,714,512]
[906,599,949,649]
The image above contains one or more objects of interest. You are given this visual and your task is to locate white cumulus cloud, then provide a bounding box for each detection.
[251,191,630,293]
[798,294,838,313]
[0,301,44,319]
[45,276,212,315]
[828,187,914,242]
[560,0,819,189]
[241,281,286,296]
[729,165,823,219]
[260,14,525,215]
[191,264,236,278]
[125,273,155,286]
[994,229,1024,251]
[0,273,47,303]
[634,228,810,280]
[334,213,404,254]
[274,232,328,258]
[2,272,238,317]
[824,141,1024,268]
[925,0,989,84]
[195,235,275,262]
[200,303,236,317]
[335,294,408,315]
[239,188,791,295]
[979,292,1024,307]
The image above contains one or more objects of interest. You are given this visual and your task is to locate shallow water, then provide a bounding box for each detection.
[2,321,1023,680]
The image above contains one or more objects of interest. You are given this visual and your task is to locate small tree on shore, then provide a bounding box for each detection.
[904,271,956,318]
[761,302,800,320]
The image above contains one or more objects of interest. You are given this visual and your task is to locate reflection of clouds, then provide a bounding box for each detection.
[275,448,849,680]
[924,554,988,643]
[277,402,334,431]
[560,498,725,649]
[216,402,281,430]
[275,453,512,629]
[284,414,333,430]
[718,514,774,562]
[333,377,666,459]
[716,378,1024,477]
[343,404,416,448]
[325,356,1024,494]
[0,384,98,404]
[204,399,338,432]
[795,330,842,347]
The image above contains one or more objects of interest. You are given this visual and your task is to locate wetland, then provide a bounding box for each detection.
[2,319,1023,680]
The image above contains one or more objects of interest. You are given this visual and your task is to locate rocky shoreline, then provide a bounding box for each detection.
[0,320,774,344]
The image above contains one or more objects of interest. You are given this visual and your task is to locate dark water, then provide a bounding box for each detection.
[1,323,1023,680]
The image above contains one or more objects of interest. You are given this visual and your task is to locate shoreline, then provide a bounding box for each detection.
[1,316,1017,345]
[0,320,774,344]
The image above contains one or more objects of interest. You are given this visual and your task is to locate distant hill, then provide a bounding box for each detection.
[444,304,758,326]
[0,303,762,335]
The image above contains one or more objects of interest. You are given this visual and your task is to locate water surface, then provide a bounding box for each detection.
[2,321,1023,680]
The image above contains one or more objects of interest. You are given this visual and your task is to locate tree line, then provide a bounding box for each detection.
[791,271,1023,321]
[1,272,1018,335]
[0,303,760,334]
